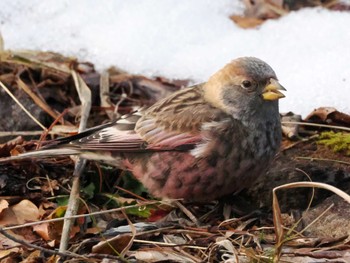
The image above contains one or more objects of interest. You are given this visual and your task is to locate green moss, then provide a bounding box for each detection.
[318,131,350,156]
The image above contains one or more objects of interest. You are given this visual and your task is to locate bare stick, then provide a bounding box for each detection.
[58,71,92,257]
[0,80,46,130]
[100,70,115,120]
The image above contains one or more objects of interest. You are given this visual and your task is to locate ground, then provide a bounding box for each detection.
[0,51,349,262]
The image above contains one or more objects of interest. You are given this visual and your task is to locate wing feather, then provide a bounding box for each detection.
[47,84,225,153]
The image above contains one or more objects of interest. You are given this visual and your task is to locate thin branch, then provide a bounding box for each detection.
[0,227,89,260]
[282,121,350,132]
[2,200,160,230]
[0,80,47,130]
[295,156,350,165]
[59,70,92,255]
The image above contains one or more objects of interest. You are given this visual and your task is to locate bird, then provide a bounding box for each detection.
[1,57,285,201]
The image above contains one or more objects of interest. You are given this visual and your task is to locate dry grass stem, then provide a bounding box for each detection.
[16,70,67,125]
[282,121,350,132]
[295,156,350,165]
[0,80,46,130]
[59,70,92,254]
[272,181,350,262]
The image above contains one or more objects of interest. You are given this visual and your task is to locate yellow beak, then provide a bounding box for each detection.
[262,78,286,101]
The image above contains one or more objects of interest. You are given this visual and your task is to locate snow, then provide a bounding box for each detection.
[0,0,350,117]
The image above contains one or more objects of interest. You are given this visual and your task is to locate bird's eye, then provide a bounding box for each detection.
[241,80,252,89]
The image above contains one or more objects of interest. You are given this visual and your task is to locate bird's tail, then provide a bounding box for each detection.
[0,148,121,167]
[0,148,81,163]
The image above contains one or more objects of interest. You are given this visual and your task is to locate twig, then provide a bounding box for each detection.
[281,121,350,132]
[2,201,161,231]
[132,239,206,249]
[37,108,70,148]
[281,134,319,151]
[174,201,200,227]
[114,185,148,201]
[71,70,91,131]
[272,181,350,261]
[16,69,69,126]
[100,70,115,120]
[0,130,76,137]
[0,80,47,130]
[295,156,350,165]
[59,160,85,256]
[121,210,136,256]
[59,70,92,257]
[298,203,334,235]
[0,227,88,260]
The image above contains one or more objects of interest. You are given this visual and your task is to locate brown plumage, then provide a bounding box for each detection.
[1,57,286,201]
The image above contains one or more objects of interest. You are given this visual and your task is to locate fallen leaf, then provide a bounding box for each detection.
[33,223,50,241]
[0,247,20,260]
[230,15,264,28]
[21,249,41,263]
[92,234,133,255]
[0,199,9,213]
[0,204,18,226]
[306,107,350,127]
[11,200,39,224]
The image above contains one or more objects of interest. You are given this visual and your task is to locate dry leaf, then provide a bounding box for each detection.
[0,199,9,213]
[92,234,133,255]
[306,107,350,127]
[11,200,39,224]
[0,247,20,260]
[0,204,18,226]
[230,15,264,28]
[33,223,50,241]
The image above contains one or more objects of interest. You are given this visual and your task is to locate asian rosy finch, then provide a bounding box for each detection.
[1,57,285,201]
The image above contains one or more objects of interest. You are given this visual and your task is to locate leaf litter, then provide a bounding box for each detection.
[0,52,349,263]
[0,5,350,261]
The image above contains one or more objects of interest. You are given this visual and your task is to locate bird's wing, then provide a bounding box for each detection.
[45,112,148,152]
[49,84,224,152]
[135,84,223,150]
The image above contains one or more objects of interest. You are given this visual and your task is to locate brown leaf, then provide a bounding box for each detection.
[33,223,50,241]
[0,199,9,213]
[305,107,350,127]
[0,247,20,260]
[20,249,41,263]
[92,234,133,255]
[230,15,265,29]
[0,203,18,226]
[0,199,39,226]
[11,200,39,224]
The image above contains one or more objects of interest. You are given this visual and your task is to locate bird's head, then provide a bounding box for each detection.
[203,57,286,119]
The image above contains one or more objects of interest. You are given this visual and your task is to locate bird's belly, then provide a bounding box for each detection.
[128,150,272,201]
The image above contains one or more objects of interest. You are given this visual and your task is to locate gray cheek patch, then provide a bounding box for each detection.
[221,85,240,106]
